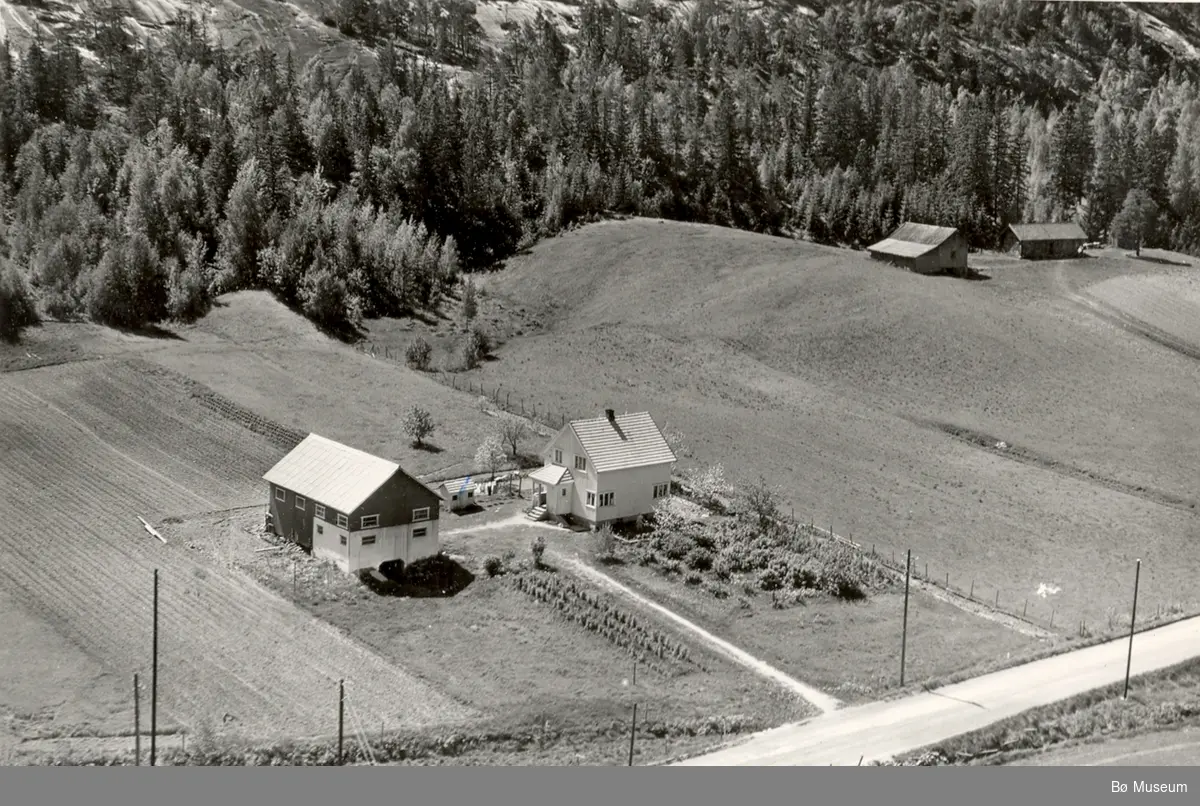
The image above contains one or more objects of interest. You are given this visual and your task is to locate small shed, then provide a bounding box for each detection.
[1002,222,1088,259]
[867,223,968,276]
[437,478,478,512]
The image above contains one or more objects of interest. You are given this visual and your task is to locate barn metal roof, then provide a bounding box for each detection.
[867,238,935,258]
[263,433,403,514]
[565,412,677,473]
[868,222,960,258]
[529,465,574,486]
[1008,222,1088,242]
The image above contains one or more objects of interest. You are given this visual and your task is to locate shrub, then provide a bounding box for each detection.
[741,477,780,529]
[402,405,435,447]
[684,571,702,586]
[656,532,694,561]
[405,337,432,370]
[685,547,713,571]
[758,561,788,592]
[0,264,39,343]
[712,559,733,581]
[461,277,478,319]
[166,257,210,323]
[702,581,729,599]
[660,559,682,575]
[483,556,505,577]
[633,548,657,566]
[299,260,348,329]
[530,535,546,567]
[594,525,618,561]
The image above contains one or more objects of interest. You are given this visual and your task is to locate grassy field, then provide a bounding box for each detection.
[1009,726,1200,766]
[0,358,472,752]
[423,218,1200,636]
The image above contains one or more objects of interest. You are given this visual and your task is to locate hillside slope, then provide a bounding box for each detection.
[471,218,1200,629]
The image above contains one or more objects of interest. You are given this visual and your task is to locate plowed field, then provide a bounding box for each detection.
[0,360,472,742]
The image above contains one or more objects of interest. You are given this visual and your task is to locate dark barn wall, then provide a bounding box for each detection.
[353,471,442,531]
[1020,239,1085,259]
[869,251,918,272]
[268,483,328,549]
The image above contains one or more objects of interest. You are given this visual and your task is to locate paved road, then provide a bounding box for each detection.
[675,615,1200,765]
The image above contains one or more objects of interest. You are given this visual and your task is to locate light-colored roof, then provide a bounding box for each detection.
[1008,222,1088,242]
[263,433,400,514]
[568,412,677,473]
[868,223,960,258]
[529,465,574,486]
[437,478,478,495]
[867,238,935,258]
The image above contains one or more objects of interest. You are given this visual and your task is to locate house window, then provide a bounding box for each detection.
[412,527,428,538]
[467,490,475,498]
[586,491,596,507]
[361,535,376,546]
[575,456,587,471]
[554,449,562,464]
[315,504,326,519]
[412,507,430,521]
[275,488,286,502]
[653,483,669,499]
[599,492,614,507]
[339,534,347,546]
[336,514,348,529]
[360,514,379,530]
[317,525,324,535]
[295,496,306,510]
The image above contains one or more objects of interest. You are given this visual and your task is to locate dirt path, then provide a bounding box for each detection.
[675,613,1200,765]
[561,558,842,714]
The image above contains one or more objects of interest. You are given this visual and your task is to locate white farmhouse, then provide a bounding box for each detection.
[526,409,676,528]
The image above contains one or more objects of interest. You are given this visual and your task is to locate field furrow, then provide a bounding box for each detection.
[0,365,472,741]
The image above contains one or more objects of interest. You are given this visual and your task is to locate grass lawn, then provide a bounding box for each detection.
[154,502,811,766]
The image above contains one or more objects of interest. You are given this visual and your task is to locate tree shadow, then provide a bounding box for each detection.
[413,442,445,454]
[112,323,186,340]
[449,503,486,516]
[1130,253,1191,267]
[359,554,475,598]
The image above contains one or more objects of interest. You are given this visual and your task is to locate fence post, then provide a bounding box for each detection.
[995,590,999,608]
[1050,608,1055,628]
[1023,599,1028,618]
[969,580,974,599]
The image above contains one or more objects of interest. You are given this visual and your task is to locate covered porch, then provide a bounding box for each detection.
[526,465,575,522]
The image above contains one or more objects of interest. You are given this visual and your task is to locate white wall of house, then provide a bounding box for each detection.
[580,462,673,524]
[313,517,350,571]
[543,428,597,518]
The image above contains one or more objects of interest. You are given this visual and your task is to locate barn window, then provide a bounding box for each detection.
[336,514,348,529]
[574,456,587,471]
[554,449,563,464]
[360,514,379,529]
[295,496,306,510]
[315,504,326,519]
[653,483,669,499]
[412,507,431,521]
[586,491,596,507]
[599,491,614,507]
[412,527,427,538]
[339,534,347,546]
[361,535,376,546]
[275,488,286,502]
[316,525,324,535]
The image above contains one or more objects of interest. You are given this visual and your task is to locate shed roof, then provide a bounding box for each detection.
[565,412,677,473]
[1008,222,1088,242]
[868,222,960,257]
[867,238,934,258]
[529,465,574,486]
[263,433,410,514]
[437,477,478,495]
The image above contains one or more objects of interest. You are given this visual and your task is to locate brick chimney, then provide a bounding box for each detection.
[604,408,615,422]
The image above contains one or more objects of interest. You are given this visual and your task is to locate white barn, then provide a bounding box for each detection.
[528,409,676,528]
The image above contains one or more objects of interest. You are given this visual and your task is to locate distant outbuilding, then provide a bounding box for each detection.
[437,478,478,512]
[263,433,441,574]
[868,223,968,276]
[1001,222,1088,260]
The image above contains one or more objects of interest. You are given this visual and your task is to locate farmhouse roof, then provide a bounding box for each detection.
[1007,222,1088,242]
[868,222,960,257]
[565,412,677,473]
[529,465,574,486]
[263,433,414,514]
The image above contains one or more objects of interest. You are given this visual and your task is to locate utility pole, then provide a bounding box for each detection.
[150,568,159,767]
[1124,559,1142,699]
[338,679,345,765]
[134,674,141,766]
[900,549,911,686]
[627,703,637,766]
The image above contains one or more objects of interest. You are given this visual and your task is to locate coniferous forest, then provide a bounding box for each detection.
[3,0,1200,341]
